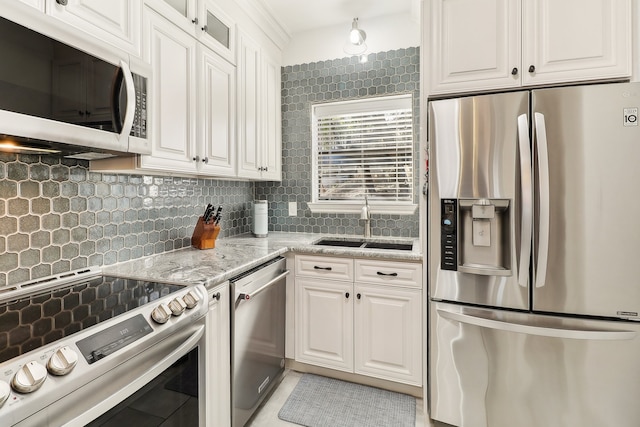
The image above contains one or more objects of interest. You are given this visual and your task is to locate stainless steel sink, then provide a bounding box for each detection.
[313,238,414,251]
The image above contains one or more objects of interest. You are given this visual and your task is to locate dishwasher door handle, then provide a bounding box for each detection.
[236,270,290,303]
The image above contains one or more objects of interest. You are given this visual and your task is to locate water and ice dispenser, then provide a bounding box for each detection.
[440,198,512,276]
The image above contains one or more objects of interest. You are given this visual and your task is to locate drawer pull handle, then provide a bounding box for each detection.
[314,266,332,271]
[376,271,398,277]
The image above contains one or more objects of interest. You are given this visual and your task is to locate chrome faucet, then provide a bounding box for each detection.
[361,194,371,238]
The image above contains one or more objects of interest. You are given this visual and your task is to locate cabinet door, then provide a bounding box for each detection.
[206,283,231,427]
[295,277,353,372]
[354,283,422,386]
[140,8,198,174]
[47,0,142,56]
[429,0,521,95]
[522,0,631,85]
[146,0,198,37]
[18,0,45,11]
[261,51,282,181]
[237,30,262,179]
[197,44,236,176]
[199,0,235,64]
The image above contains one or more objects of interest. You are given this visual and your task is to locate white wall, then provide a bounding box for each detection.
[633,1,640,81]
[281,12,420,66]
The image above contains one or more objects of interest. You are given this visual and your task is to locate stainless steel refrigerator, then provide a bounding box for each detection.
[428,82,640,427]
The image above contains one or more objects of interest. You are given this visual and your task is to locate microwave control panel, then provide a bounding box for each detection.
[441,199,457,271]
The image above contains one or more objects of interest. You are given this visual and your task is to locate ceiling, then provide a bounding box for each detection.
[262,0,415,35]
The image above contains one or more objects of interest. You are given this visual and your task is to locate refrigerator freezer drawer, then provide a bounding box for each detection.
[429,301,640,427]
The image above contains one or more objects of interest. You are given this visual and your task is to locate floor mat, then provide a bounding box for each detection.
[278,373,415,427]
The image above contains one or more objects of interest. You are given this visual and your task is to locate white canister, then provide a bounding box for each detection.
[253,200,268,237]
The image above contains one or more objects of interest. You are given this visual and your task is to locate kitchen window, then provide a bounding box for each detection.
[309,94,416,214]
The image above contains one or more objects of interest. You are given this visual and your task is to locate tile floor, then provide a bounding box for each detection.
[247,370,434,427]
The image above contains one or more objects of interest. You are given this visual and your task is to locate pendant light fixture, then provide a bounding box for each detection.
[343,17,368,63]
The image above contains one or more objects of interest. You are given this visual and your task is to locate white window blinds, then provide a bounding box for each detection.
[312,95,413,204]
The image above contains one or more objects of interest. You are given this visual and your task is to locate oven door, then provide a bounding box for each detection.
[14,322,207,427]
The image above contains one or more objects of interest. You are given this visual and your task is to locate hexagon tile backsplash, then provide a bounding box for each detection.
[0,153,253,287]
[0,47,421,287]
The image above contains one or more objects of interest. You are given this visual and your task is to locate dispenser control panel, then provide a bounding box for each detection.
[441,199,457,271]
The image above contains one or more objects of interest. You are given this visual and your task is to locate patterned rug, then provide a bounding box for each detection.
[278,373,416,427]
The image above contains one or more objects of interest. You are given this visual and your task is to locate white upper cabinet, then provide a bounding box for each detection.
[139,7,198,174]
[428,0,521,94]
[428,0,632,95]
[197,43,236,176]
[47,0,142,56]
[521,0,631,86]
[145,0,235,64]
[237,30,282,181]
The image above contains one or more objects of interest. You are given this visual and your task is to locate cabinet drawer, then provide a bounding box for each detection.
[295,255,354,281]
[355,260,422,288]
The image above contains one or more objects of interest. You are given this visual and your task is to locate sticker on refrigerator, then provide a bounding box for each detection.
[623,108,638,126]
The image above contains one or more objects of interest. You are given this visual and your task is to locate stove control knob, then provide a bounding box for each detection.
[47,346,79,376]
[182,290,200,309]
[0,381,10,408]
[11,361,47,393]
[151,303,172,324]
[168,297,187,316]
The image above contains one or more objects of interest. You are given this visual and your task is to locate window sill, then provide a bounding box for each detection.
[307,202,418,215]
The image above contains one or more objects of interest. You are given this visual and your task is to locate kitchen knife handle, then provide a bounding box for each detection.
[534,113,550,289]
[517,114,532,288]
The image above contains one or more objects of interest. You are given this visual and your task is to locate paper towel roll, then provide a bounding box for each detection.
[253,200,268,237]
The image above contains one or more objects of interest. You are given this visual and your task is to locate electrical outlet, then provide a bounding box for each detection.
[288,201,297,216]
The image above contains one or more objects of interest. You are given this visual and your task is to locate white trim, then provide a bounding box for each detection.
[308,202,418,215]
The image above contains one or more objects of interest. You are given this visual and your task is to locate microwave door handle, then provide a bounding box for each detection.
[534,112,550,288]
[117,60,136,144]
[517,114,532,288]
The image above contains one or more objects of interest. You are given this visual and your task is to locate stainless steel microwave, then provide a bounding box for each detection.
[0,11,151,159]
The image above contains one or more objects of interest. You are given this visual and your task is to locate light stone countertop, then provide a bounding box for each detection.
[102,232,422,289]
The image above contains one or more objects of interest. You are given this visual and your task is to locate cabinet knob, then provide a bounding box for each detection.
[357,293,361,300]
[528,65,536,73]
[78,110,84,116]
[56,0,68,5]
[192,156,200,162]
[264,167,268,172]
[202,25,208,32]
[511,67,518,76]
[202,157,209,164]
[192,17,198,24]
[212,292,221,301]
[345,292,350,299]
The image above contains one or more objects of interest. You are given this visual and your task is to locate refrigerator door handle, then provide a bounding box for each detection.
[517,114,532,287]
[534,112,550,288]
[437,309,637,341]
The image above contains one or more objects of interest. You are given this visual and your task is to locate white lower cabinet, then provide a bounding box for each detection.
[294,255,423,386]
[354,283,422,385]
[206,282,230,427]
[296,277,354,372]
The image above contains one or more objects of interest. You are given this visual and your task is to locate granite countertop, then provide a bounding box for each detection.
[102,232,423,289]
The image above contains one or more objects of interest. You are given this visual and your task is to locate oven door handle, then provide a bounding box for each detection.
[63,324,205,427]
[236,270,289,303]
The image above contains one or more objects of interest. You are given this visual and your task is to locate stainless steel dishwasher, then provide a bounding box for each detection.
[230,256,289,427]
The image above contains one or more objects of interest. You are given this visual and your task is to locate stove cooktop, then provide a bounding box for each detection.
[0,269,185,364]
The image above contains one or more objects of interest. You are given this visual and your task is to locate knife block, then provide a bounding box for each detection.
[191,216,221,250]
